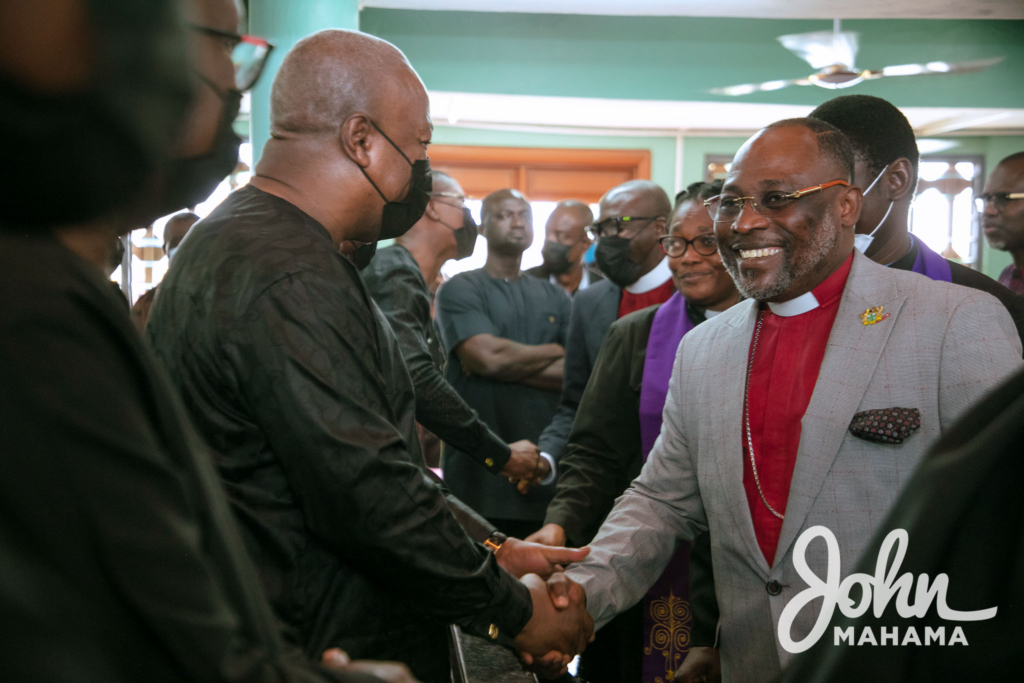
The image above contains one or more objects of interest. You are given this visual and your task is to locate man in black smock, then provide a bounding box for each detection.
[362,170,545,484]
[0,0,394,681]
[436,189,571,539]
[146,30,591,683]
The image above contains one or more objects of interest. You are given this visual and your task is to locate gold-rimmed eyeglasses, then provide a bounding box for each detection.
[704,180,850,223]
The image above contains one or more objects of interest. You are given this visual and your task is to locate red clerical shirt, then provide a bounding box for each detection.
[742,252,854,566]
[618,277,676,318]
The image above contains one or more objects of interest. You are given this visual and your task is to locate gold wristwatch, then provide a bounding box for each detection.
[483,531,507,555]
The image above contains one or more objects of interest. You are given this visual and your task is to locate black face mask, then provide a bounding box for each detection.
[541,241,573,275]
[359,121,432,241]
[154,82,242,218]
[351,241,378,271]
[595,235,642,288]
[439,206,478,260]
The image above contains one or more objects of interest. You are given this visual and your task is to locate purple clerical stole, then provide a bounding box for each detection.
[910,236,953,283]
[637,291,696,683]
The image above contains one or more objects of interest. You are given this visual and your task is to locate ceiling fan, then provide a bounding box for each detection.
[709,19,1004,96]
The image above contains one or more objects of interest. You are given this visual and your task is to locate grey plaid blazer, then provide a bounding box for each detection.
[566,251,1023,683]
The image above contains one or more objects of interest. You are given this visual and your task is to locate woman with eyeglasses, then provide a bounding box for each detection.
[530,181,740,683]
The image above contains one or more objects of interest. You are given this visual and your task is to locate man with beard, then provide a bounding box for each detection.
[809,95,1024,343]
[0,0,408,680]
[534,118,1022,683]
[362,171,545,485]
[981,152,1024,296]
[526,200,600,296]
[535,180,676,487]
[529,181,738,683]
[436,189,571,538]
[147,32,591,683]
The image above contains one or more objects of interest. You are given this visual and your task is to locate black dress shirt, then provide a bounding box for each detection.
[362,244,511,474]
[146,186,531,682]
[436,269,571,522]
[0,229,380,683]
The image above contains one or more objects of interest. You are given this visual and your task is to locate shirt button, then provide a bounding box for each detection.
[766,580,782,596]
[485,457,495,468]
[488,624,499,640]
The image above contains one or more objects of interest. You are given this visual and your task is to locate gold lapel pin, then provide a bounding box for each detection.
[859,306,890,326]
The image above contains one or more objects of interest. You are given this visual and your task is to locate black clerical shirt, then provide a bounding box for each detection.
[146,186,531,679]
[361,244,511,474]
[0,229,378,683]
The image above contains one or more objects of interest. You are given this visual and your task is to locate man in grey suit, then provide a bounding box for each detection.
[535,118,1023,683]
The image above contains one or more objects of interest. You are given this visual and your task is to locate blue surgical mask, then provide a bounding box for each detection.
[854,163,894,255]
[168,246,179,262]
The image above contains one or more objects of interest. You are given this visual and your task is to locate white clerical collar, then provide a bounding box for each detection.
[704,308,722,319]
[625,256,672,294]
[766,290,820,317]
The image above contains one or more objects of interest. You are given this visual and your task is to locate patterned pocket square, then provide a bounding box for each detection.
[849,407,921,444]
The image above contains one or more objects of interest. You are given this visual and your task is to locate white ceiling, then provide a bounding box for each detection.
[365,0,1024,20]
[429,90,1024,136]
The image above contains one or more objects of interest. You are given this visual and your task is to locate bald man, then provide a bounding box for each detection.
[362,171,545,483]
[539,118,1021,683]
[435,189,571,539]
[526,200,600,296]
[147,30,591,682]
[983,152,1024,296]
[533,180,675,479]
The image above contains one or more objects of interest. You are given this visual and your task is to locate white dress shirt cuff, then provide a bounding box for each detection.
[539,452,557,485]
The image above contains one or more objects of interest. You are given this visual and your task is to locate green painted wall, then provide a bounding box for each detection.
[362,10,1024,109]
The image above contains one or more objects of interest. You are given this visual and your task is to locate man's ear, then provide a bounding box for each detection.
[887,157,916,202]
[840,185,863,229]
[339,113,373,168]
[423,198,442,222]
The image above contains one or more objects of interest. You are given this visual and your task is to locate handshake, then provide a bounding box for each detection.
[492,534,594,678]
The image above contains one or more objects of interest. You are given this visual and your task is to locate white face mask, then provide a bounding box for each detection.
[853,163,893,254]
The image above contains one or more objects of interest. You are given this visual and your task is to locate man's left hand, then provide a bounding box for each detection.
[496,537,589,579]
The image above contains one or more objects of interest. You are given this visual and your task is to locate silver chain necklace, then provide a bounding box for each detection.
[745,310,785,520]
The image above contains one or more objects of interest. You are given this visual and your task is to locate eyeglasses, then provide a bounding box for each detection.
[188,24,274,92]
[587,216,663,240]
[974,192,1024,213]
[658,233,719,258]
[704,180,850,223]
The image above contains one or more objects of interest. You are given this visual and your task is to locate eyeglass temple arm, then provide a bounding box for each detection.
[789,180,850,198]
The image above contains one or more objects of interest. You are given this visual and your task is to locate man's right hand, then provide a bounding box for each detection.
[525,523,566,548]
[501,440,542,480]
[513,573,593,659]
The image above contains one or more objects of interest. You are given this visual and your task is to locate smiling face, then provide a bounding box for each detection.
[716,125,860,302]
[668,200,738,310]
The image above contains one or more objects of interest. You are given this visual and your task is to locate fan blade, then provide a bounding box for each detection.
[708,79,807,96]
[864,56,1005,79]
[778,29,859,70]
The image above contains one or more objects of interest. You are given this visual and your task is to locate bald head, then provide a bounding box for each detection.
[482,189,529,224]
[270,29,423,136]
[164,212,199,252]
[600,180,672,217]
